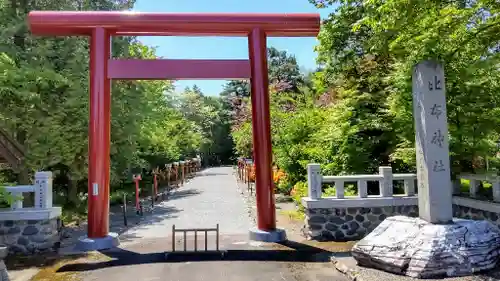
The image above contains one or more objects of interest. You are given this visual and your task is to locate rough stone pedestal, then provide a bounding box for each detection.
[352,216,500,278]
[0,246,9,281]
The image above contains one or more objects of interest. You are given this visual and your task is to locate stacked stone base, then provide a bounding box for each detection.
[304,206,419,241]
[352,216,500,278]
[0,218,61,255]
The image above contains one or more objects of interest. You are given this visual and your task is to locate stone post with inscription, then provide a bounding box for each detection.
[412,61,453,224]
[351,60,500,279]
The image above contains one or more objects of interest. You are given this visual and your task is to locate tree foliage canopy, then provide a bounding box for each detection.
[0,0,212,208]
[230,0,500,196]
[1,0,499,207]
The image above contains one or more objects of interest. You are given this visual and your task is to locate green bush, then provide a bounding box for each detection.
[459,178,493,199]
[110,190,128,205]
[291,181,307,210]
[322,184,357,197]
[0,185,20,207]
[276,176,293,195]
[322,186,336,197]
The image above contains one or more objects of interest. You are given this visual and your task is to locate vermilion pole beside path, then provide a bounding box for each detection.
[133,174,142,211]
[27,11,320,249]
[154,173,158,197]
[88,27,111,238]
[248,28,276,230]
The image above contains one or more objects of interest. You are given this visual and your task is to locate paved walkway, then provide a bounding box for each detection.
[119,166,251,241]
[75,237,349,281]
[52,166,348,281]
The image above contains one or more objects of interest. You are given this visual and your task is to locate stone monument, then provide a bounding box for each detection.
[351,61,500,278]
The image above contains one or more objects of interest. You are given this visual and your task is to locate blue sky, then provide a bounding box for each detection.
[133,0,332,96]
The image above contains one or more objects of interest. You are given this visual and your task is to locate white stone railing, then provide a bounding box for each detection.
[303,164,500,216]
[303,164,418,208]
[1,171,61,220]
[451,173,500,215]
[458,174,500,202]
[4,172,53,210]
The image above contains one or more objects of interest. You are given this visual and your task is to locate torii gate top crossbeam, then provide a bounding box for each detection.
[28,11,320,37]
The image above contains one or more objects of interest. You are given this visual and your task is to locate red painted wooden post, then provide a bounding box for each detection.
[248,28,276,231]
[133,174,142,211]
[238,159,242,180]
[166,164,171,188]
[154,173,158,196]
[88,27,111,238]
[175,164,179,186]
[181,162,185,185]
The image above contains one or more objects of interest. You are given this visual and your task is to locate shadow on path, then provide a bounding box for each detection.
[196,172,230,177]
[56,241,350,273]
[59,204,184,251]
[114,205,183,242]
[166,189,202,200]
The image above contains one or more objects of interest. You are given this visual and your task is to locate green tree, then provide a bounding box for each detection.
[310,0,500,176]
[175,86,234,166]
[351,0,500,175]
[0,0,206,210]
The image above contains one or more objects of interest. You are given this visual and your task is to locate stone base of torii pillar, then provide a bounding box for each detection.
[350,61,500,278]
[351,215,500,278]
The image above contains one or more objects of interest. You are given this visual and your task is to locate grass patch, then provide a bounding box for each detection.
[280,209,305,221]
[30,252,111,281]
[60,208,87,226]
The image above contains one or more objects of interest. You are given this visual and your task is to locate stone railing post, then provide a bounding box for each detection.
[452,179,461,195]
[35,171,53,209]
[335,180,345,199]
[469,178,478,198]
[493,179,500,203]
[307,164,322,199]
[404,178,416,196]
[358,180,368,198]
[379,166,393,197]
[10,192,22,210]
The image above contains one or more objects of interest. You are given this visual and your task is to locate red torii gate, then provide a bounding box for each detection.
[28,11,320,250]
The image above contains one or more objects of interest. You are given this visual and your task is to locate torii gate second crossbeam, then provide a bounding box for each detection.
[28,11,320,250]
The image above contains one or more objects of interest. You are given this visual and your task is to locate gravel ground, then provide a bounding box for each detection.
[233,170,258,224]
[120,166,252,239]
[233,168,308,241]
[332,253,500,281]
[58,167,251,252]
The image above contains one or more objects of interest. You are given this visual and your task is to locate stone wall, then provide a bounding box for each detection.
[304,205,419,241]
[453,204,500,226]
[0,218,61,254]
[304,203,500,241]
